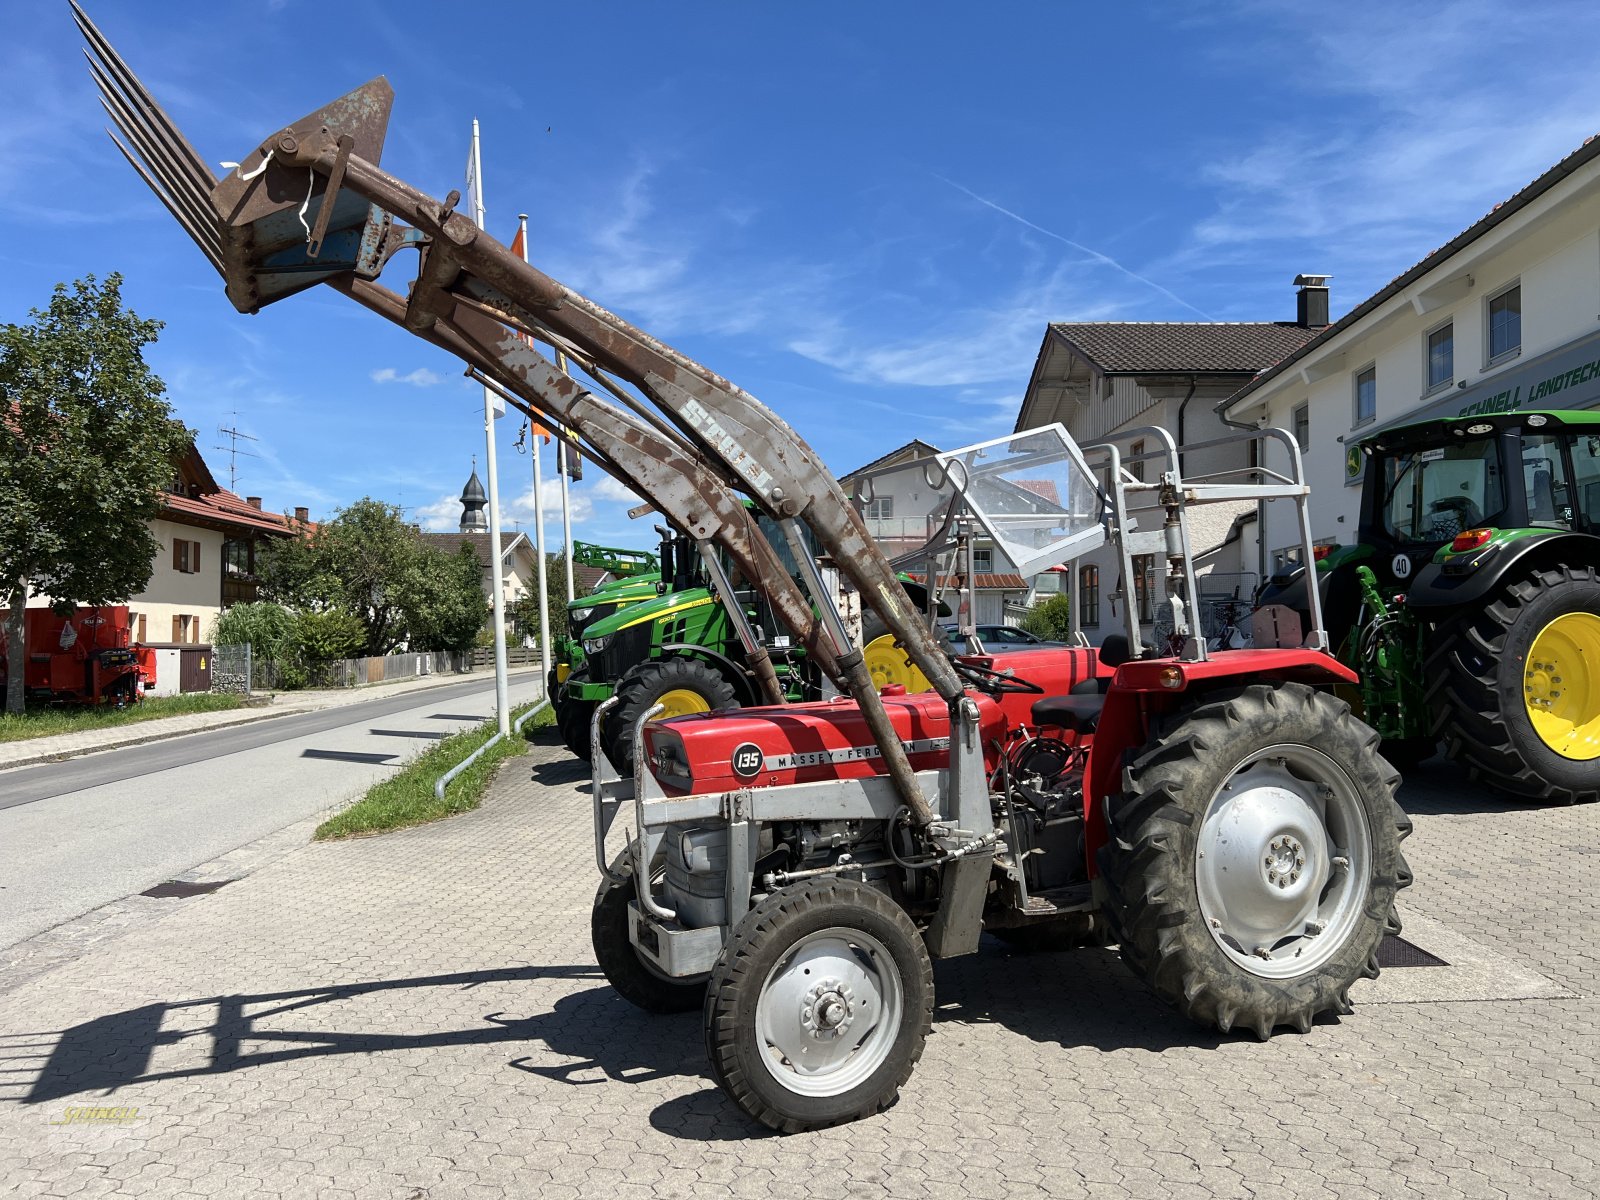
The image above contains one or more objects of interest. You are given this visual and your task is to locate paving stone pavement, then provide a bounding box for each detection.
[1,733,1596,1199]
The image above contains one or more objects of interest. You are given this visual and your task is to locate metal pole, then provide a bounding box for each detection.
[557,430,575,604]
[472,118,510,736]
[521,213,553,694]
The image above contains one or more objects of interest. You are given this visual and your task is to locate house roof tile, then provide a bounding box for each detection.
[1048,322,1322,374]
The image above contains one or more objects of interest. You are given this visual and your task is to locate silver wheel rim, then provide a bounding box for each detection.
[1195,744,1372,979]
[754,926,903,1098]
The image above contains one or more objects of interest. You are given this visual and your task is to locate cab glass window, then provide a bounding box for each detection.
[1381,437,1506,542]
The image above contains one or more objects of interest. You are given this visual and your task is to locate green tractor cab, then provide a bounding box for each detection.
[1262,409,1600,799]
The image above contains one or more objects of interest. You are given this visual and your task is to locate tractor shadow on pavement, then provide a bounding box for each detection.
[17,964,704,1108]
[1392,759,1550,817]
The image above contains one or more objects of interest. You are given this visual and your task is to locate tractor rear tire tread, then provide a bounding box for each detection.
[1097,683,1411,1041]
[604,658,740,773]
[1423,564,1600,805]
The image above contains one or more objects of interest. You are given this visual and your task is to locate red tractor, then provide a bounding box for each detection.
[0,606,153,707]
[596,425,1412,1132]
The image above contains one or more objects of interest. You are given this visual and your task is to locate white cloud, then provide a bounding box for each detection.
[371,367,447,387]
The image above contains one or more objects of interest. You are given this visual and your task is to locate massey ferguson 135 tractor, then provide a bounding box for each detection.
[1262,408,1600,802]
[81,6,1409,1134]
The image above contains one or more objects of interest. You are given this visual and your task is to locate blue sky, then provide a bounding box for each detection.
[6,0,1600,546]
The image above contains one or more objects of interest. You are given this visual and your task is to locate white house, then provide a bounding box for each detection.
[1219,134,1600,571]
[1014,312,1323,643]
[839,440,1033,626]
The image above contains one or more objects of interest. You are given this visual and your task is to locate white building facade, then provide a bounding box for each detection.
[1015,316,1322,644]
[1221,136,1600,568]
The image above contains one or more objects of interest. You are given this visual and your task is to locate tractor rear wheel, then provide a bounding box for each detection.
[1426,565,1600,804]
[591,851,707,1013]
[555,669,596,760]
[603,658,738,773]
[704,877,933,1133]
[1099,683,1411,1040]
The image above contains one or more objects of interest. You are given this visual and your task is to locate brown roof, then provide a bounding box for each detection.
[418,530,527,568]
[1221,131,1600,413]
[1047,322,1321,375]
[840,439,943,482]
[904,572,1028,591]
[574,565,611,593]
[162,487,302,537]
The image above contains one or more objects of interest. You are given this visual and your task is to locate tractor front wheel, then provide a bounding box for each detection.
[604,658,738,773]
[704,877,933,1133]
[1099,683,1411,1040]
[555,669,596,760]
[1427,565,1600,804]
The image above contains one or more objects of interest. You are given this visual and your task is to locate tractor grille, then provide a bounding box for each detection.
[591,621,653,683]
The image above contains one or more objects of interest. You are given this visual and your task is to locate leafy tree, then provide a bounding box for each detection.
[397,544,486,652]
[0,275,193,715]
[295,607,367,661]
[509,550,570,646]
[257,498,415,655]
[1020,592,1073,641]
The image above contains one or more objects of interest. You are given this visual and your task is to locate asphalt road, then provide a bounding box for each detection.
[0,674,544,951]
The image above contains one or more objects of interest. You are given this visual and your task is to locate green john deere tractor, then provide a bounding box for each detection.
[562,512,945,772]
[550,541,661,758]
[1262,408,1600,803]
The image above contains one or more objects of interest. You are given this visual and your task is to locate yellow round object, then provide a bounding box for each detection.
[654,688,713,721]
[864,633,933,694]
[1523,611,1600,761]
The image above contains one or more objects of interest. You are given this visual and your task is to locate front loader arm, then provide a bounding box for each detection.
[75,2,952,827]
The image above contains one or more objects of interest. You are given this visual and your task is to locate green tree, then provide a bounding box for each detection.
[256,498,416,655]
[295,608,367,661]
[397,544,486,652]
[1020,592,1073,641]
[510,550,570,646]
[0,275,193,715]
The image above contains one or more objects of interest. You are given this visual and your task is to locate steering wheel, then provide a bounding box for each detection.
[952,656,1045,695]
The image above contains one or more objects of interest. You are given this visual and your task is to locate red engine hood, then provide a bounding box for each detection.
[642,690,1009,797]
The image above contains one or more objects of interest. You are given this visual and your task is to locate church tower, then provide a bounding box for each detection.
[459,460,489,533]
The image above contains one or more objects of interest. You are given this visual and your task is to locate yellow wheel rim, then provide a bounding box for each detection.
[864,633,933,694]
[1524,612,1600,761]
[654,688,712,721]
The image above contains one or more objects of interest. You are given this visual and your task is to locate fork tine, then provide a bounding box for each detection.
[105,132,223,274]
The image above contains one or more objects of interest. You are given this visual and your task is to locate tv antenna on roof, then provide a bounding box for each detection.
[214,418,260,491]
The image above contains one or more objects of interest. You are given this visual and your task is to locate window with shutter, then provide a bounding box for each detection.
[171,615,181,642]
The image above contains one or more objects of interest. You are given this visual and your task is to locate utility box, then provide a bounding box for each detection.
[144,644,213,695]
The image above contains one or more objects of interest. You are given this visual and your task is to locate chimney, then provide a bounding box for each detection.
[294,506,310,524]
[246,496,262,510]
[1295,274,1331,328]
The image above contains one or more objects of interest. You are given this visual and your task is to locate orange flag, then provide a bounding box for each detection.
[507,224,551,443]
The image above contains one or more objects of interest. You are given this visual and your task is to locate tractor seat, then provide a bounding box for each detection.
[1029,694,1107,735]
[1029,634,1131,735]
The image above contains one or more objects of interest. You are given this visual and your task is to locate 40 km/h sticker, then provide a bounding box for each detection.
[1392,553,1413,579]
[731,743,765,778]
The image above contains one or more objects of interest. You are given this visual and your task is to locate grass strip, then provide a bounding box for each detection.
[315,701,554,840]
[0,692,244,743]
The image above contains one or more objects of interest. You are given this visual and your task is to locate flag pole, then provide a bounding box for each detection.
[471,118,511,736]
[520,213,553,696]
[557,438,575,604]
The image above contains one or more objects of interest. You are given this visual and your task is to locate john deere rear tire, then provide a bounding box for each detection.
[604,658,739,773]
[1425,565,1600,804]
[1098,683,1411,1041]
